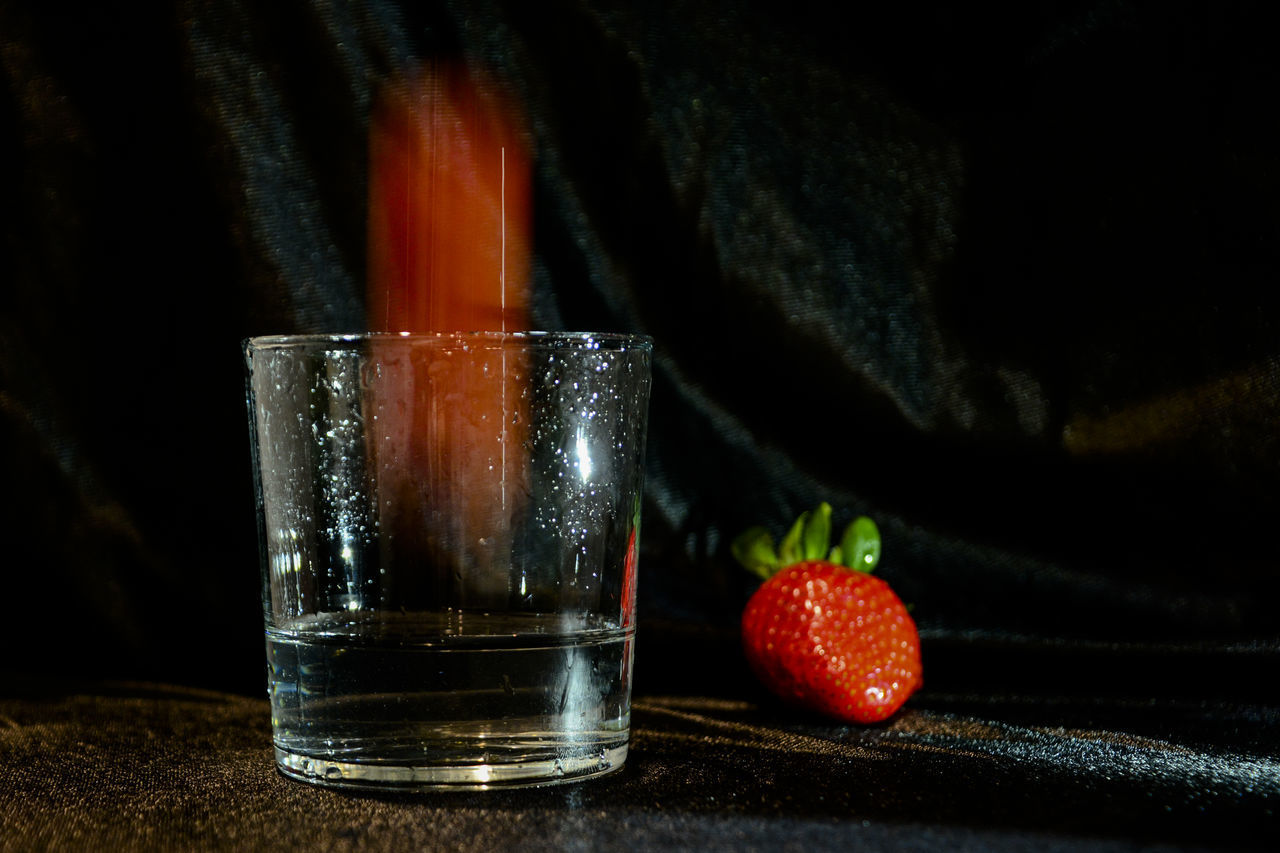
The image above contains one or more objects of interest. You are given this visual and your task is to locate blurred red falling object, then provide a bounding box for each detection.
[367,60,531,332]
[365,62,534,605]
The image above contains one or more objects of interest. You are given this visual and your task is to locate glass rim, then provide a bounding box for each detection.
[244,330,653,353]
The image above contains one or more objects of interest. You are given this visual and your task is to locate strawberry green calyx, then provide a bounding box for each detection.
[833,515,881,571]
[731,502,881,580]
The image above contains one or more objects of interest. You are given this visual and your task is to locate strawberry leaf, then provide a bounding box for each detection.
[840,516,881,572]
[778,511,807,566]
[802,502,832,561]
[731,526,780,580]
[735,505,883,580]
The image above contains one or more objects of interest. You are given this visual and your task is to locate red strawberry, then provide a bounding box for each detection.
[733,503,921,724]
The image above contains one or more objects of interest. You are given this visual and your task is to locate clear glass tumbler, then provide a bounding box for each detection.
[243,332,652,790]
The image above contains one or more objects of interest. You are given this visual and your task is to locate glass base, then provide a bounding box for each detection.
[274,743,628,791]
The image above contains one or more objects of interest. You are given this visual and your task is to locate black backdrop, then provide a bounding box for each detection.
[3,0,1278,710]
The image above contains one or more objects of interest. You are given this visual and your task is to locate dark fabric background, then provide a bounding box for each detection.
[2,1,1279,848]
[0,683,1274,851]
[4,0,1277,691]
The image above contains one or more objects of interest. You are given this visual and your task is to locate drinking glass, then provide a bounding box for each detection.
[243,332,652,789]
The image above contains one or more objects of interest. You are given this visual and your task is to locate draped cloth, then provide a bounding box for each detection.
[0,681,1274,850]
[1,1,1277,848]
